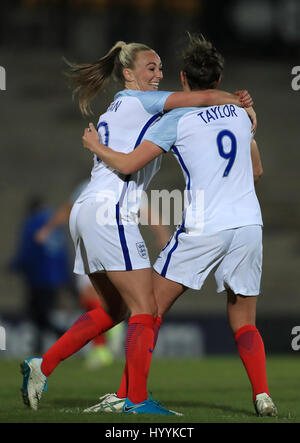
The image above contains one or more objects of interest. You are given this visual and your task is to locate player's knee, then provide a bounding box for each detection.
[114,307,129,324]
[148,292,158,317]
[130,296,158,317]
[105,301,128,324]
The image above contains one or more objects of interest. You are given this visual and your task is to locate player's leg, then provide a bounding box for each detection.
[79,275,122,369]
[227,290,277,416]
[39,208,130,377]
[218,226,277,416]
[226,290,257,334]
[40,273,126,377]
[96,268,181,415]
[153,269,187,317]
[79,281,108,348]
[227,291,267,399]
[119,271,185,415]
[21,272,126,410]
[116,270,185,401]
[106,268,157,316]
[105,268,157,405]
[79,273,129,414]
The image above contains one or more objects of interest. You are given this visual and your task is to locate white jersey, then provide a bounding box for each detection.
[146,104,262,234]
[76,89,172,223]
[69,89,172,273]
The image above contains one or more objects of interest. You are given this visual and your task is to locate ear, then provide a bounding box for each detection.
[214,75,222,88]
[180,71,187,87]
[123,68,134,82]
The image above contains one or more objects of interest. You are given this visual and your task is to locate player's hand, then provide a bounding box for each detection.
[82,123,99,154]
[245,106,257,133]
[234,90,253,108]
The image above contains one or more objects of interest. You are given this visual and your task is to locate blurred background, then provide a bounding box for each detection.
[0,0,299,360]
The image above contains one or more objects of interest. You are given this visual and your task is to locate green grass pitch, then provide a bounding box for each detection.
[0,355,298,424]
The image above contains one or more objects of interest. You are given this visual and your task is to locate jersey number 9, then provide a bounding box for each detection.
[217,130,237,177]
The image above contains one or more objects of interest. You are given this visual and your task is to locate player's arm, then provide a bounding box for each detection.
[82,123,163,175]
[251,138,263,183]
[35,202,72,243]
[245,106,257,133]
[165,91,256,132]
[164,89,252,109]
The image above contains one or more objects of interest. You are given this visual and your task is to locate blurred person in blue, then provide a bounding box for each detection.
[9,196,72,354]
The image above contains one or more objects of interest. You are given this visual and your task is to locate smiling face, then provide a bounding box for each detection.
[123,50,163,91]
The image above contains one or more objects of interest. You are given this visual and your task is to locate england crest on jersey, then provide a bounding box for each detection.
[136,242,148,259]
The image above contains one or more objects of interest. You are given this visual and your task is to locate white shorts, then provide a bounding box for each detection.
[69,199,151,275]
[154,225,262,296]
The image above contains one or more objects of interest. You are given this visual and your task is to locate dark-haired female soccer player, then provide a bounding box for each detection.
[82,35,276,417]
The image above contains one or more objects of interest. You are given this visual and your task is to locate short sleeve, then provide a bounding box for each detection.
[144,108,188,152]
[115,90,173,114]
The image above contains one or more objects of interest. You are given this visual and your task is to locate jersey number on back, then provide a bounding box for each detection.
[96,121,109,162]
[217,129,237,177]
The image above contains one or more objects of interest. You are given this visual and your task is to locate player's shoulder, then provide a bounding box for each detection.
[114,89,171,115]
[115,89,168,101]
[146,108,196,144]
[112,89,145,109]
[112,89,145,105]
[115,89,139,99]
[162,107,198,121]
[230,105,252,128]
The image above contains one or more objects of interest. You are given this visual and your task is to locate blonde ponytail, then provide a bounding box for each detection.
[64,41,152,116]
